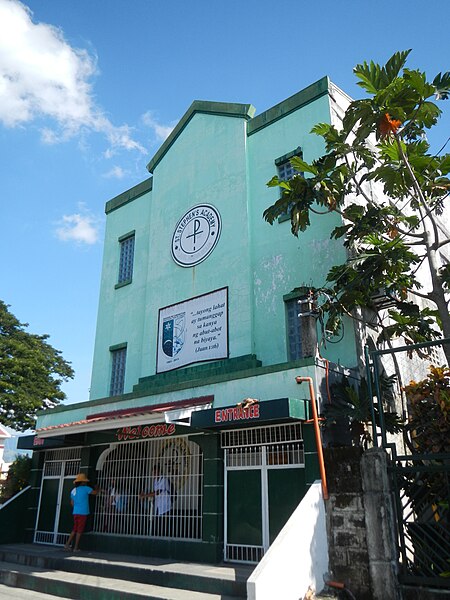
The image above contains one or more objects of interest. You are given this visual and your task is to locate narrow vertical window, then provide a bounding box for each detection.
[285,292,317,360]
[275,147,303,182]
[110,345,127,396]
[117,232,135,285]
[275,147,303,222]
[286,298,303,361]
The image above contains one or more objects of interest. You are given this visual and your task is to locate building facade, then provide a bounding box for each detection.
[23,77,362,563]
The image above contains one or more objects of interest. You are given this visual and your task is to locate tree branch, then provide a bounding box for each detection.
[435,237,450,250]
[407,288,434,301]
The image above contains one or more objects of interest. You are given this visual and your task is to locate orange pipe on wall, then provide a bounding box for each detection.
[296,376,329,500]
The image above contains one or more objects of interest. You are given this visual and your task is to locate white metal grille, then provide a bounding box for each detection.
[35,531,56,545]
[226,446,262,468]
[225,443,304,469]
[35,447,82,546]
[43,461,62,477]
[221,422,303,448]
[93,436,203,540]
[223,424,304,564]
[43,447,82,462]
[226,544,264,563]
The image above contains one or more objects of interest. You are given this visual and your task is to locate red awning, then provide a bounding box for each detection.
[36,395,213,438]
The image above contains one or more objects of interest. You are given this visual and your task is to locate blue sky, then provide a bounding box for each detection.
[1,0,449,415]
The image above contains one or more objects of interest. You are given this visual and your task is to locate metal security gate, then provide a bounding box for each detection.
[223,423,306,563]
[390,450,450,587]
[93,436,203,540]
[34,447,81,545]
[367,338,450,589]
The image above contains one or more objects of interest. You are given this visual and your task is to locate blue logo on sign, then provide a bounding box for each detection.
[162,313,186,357]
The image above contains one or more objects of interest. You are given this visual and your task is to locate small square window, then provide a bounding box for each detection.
[110,346,127,396]
[118,233,135,285]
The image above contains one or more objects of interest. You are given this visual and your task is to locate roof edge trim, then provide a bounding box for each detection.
[105,177,153,214]
[247,76,330,136]
[146,101,256,174]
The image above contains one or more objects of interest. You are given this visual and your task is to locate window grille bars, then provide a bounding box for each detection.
[221,422,303,449]
[223,424,305,563]
[35,448,82,546]
[118,234,135,284]
[226,544,264,563]
[110,346,127,396]
[92,436,203,540]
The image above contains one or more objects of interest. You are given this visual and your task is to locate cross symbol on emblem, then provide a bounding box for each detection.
[186,219,203,251]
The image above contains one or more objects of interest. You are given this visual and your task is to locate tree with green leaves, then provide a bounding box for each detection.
[264,50,450,366]
[0,301,74,431]
[0,454,31,503]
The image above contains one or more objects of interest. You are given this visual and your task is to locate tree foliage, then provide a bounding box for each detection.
[264,51,450,364]
[0,454,31,503]
[403,365,450,453]
[324,373,403,448]
[0,301,74,431]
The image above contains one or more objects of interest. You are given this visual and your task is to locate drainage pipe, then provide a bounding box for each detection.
[325,580,356,600]
[296,376,329,500]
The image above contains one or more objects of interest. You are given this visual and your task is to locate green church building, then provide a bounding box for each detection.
[23,76,360,564]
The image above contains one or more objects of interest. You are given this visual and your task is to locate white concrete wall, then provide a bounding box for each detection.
[247,481,328,600]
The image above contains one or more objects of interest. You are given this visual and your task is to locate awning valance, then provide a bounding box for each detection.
[33,395,213,440]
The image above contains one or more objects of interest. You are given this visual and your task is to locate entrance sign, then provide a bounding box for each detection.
[171,204,222,267]
[157,287,228,373]
[191,397,310,429]
[215,404,260,423]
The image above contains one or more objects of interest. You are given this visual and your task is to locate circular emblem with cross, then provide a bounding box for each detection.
[171,204,222,267]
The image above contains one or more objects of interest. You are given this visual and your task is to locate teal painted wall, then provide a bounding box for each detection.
[248,95,358,367]
[90,191,152,399]
[91,112,253,400]
[140,113,253,379]
[37,362,315,429]
[87,83,358,404]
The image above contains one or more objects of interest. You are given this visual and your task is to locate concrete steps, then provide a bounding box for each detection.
[0,544,252,600]
[0,583,64,599]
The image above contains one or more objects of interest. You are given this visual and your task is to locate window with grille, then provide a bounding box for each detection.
[92,437,203,540]
[110,345,127,396]
[277,160,299,182]
[275,147,303,222]
[285,298,303,360]
[117,232,135,285]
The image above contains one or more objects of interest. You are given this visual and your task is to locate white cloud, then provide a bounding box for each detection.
[103,165,126,179]
[55,212,100,245]
[0,0,145,153]
[142,111,175,142]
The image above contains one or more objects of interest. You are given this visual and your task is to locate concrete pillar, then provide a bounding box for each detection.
[361,448,401,600]
[324,446,372,600]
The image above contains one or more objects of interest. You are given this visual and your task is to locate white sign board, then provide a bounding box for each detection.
[156,288,228,373]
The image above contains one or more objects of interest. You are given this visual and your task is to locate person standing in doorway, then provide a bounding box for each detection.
[64,473,98,552]
[139,464,172,536]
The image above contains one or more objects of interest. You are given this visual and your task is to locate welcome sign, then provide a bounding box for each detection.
[157,287,228,373]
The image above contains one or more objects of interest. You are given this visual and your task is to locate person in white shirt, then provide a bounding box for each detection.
[140,464,172,536]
